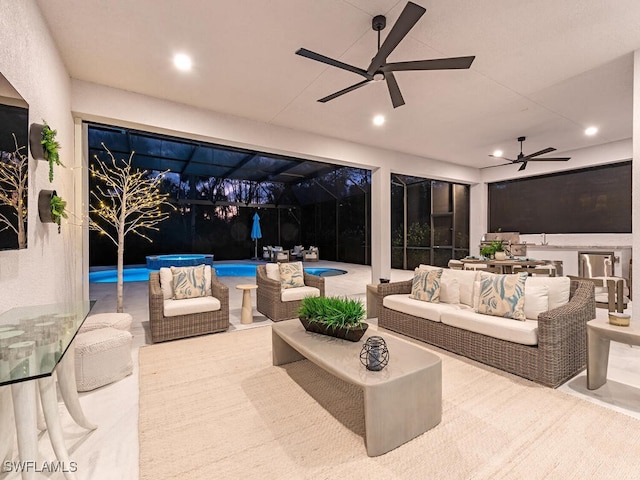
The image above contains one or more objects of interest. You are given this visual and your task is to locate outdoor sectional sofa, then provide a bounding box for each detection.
[376,268,596,388]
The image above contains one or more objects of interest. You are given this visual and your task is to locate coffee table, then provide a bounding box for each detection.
[587,317,640,389]
[272,319,442,456]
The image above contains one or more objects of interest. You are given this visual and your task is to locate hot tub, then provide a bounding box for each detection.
[146,254,214,270]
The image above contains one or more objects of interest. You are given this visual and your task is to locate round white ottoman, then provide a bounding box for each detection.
[75,328,133,392]
[79,312,132,333]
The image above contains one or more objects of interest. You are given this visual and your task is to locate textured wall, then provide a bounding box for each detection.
[0,0,77,310]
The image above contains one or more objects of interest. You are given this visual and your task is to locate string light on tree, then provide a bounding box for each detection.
[89,143,175,313]
[0,134,28,249]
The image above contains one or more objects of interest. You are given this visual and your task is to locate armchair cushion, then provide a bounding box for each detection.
[163,296,221,317]
[265,263,281,282]
[171,265,207,299]
[281,286,321,302]
[279,261,305,289]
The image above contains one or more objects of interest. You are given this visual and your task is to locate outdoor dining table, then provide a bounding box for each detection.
[460,257,547,274]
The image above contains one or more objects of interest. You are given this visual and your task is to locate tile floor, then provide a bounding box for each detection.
[3,261,639,479]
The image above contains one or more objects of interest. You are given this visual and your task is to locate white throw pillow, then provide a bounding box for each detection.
[159,267,174,301]
[265,263,281,282]
[440,278,460,304]
[418,264,475,306]
[524,282,549,320]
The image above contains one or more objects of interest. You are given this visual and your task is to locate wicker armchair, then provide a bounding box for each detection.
[256,264,325,322]
[149,268,229,342]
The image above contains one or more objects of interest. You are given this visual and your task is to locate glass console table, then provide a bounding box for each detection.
[0,302,97,480]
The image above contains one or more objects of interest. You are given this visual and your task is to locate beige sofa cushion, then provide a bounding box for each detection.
[163,296,221,317]
[419,265,478,306]
[383,294,468,322]
[525,277,570,310]
[523,283,549,320]
[281,286,320,302]
[441,310,538,346]
[266,263,281,282]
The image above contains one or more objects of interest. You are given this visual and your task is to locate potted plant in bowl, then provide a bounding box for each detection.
[492,240,506,260]
[38,189,67,233]
[298,296,367,342]
[50,194,67,233]
[29,121,63,182]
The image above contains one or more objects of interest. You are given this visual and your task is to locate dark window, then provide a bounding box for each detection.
[488,162,631,234]
[391,175,470,269]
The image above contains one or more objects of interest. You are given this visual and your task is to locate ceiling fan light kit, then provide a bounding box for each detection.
[489,136,571,171]
[295,1,475,108]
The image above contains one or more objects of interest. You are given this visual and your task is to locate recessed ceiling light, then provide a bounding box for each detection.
[584,126,598,136]
[492,149,503,157]
[373,114,385,126]
[173,53,192,72]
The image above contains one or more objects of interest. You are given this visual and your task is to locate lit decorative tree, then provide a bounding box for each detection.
[89,144,174,312]
[0,134,28,249]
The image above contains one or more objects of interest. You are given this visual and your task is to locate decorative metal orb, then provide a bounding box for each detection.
[360,336,389,371]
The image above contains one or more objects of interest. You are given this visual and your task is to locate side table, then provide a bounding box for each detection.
[366,284,379,319]
[236,284,258,324]
[587,318,640,389]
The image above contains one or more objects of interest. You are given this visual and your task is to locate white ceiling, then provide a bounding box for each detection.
[36,0,640,168]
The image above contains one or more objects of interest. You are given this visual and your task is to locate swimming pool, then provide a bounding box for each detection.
[89,264,347,283]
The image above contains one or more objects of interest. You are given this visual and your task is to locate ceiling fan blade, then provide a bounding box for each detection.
[488,154,516,162]
[528,157,571,162]
[522,147,555,159]
[382,56,475,72]
[367,1,426,75]
[518,162,528,171]
[318,79,372,103]
[385,72,405,108]
[296,48,371,78]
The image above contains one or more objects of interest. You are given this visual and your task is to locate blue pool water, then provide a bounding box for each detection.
[89,264,347,283]
[146,254,213,269]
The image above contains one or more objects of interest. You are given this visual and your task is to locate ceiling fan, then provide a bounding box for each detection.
[295,1,475,108]
[489,136,571,171]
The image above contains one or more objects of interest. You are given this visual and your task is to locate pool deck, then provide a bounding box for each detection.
[89,260,414,341]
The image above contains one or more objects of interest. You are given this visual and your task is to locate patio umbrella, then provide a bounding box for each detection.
[251,212,262,260]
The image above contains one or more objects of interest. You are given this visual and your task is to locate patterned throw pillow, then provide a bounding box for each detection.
[279,261,305,289]
[410,268,443,303]
[171,265,207,299]
[476,272,528,321]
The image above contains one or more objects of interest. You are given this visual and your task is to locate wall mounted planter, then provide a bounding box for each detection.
[29,123,45,161]
[38,189,56,223]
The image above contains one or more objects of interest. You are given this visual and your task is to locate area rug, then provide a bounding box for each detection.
[139,326,640,479]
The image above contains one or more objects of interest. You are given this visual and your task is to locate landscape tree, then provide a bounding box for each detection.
[0,135,28,249]
[89,144,174,312]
